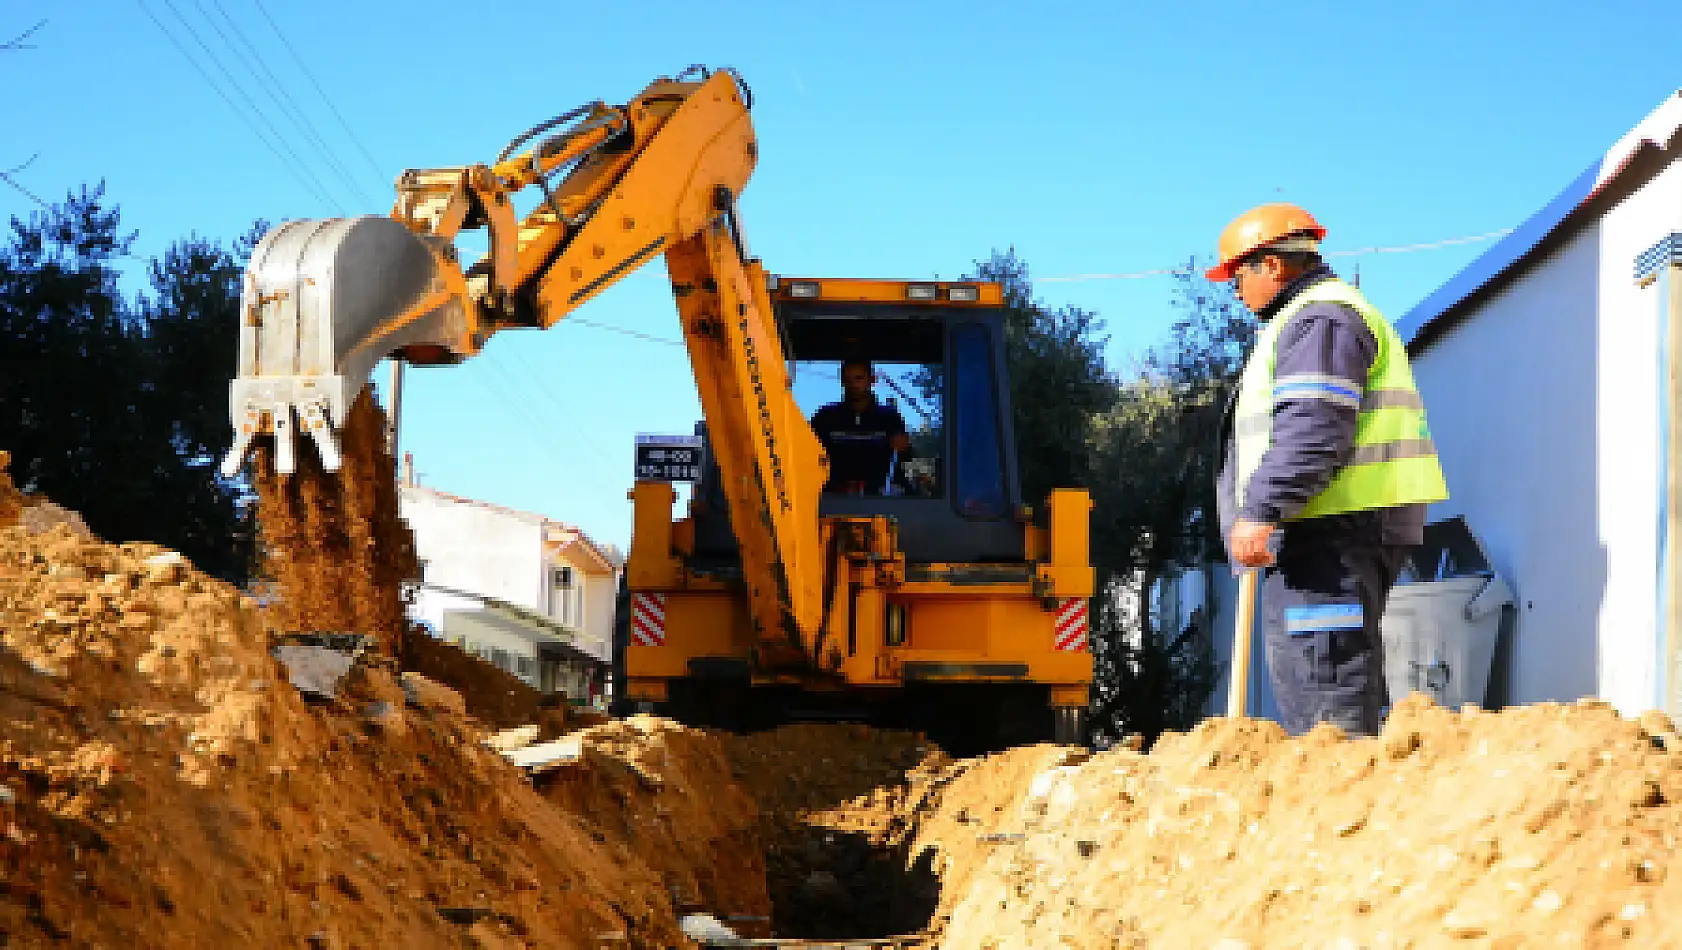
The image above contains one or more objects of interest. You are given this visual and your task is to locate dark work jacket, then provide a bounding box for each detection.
[811,398,907,493]
[1216,265,1426,554]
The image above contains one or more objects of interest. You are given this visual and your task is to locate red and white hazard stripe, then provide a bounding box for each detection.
[629,593,666,647]
[1053,597,1088,652]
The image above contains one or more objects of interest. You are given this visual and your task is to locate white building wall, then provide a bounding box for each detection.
[1410,225,1605,709]
[1410,157,1682,716]
[581,570,617,662]
[1595,157,1682,714]
[401,487,545,630]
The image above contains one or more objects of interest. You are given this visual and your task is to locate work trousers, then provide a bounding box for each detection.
[1260,531,1407,737]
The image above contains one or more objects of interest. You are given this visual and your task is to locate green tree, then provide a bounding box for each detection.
[0,182,147,518]
[965,249,1114,505]
[940,247,1252,746]
[0,182,261,581]
[132,223,267,580]
[1085,264,1254,745]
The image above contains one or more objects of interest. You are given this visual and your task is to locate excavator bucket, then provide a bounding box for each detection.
[219,215,474,479]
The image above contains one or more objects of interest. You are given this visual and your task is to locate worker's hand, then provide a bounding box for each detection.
[1229,518,1278,568]
[889,433,911,453]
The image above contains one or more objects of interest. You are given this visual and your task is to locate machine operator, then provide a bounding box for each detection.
[810,358,911,495]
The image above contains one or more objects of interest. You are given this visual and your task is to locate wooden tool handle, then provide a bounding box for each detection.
[1227,568,1260,719]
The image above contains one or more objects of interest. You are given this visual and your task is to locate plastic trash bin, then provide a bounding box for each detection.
[1379,516,1514,709]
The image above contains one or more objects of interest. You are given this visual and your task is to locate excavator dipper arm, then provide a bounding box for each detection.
[220,66,826,667]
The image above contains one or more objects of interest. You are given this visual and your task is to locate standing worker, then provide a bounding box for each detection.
[1210,203,1448,736]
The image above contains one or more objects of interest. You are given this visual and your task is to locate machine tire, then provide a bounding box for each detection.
[1053,705,1089,746]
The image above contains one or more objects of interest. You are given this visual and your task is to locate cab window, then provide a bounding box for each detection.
[950,323,1006,518]
[791,358,944,498]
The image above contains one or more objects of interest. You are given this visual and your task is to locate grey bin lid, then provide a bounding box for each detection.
[1391,516,1515,623]
[1397,516,1495,584]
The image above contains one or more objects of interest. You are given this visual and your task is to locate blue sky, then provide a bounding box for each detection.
[4,0,1680,551]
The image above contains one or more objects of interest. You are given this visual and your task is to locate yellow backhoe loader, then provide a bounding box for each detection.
[222,66,1093,752]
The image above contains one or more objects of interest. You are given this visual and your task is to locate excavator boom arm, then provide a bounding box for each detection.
[222,67,827,665]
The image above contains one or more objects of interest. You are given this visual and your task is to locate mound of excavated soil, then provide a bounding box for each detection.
[400,629,566,734]
[20,434,1682,949]
[0,451,21,528]
[908,696,1682,948]
[0,451,764,948]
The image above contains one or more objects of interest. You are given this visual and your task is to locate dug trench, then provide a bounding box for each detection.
[247,389,954,941]
[11,391,1682,947]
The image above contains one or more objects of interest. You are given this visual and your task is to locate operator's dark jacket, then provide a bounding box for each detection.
[1215,264,1426,554]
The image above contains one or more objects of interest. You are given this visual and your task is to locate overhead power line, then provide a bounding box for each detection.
[198,0,380,206]
[548,226,1519,347]
[1,19,46,51]
[251,0,388,186]
[138,0,345,213]
[0,154,48,209]
[1038,228,1515,283]
[567,316,686,348]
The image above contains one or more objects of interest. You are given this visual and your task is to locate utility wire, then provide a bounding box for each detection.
[0,154,48,209]
[199,0,379,206]
[549,227,1522,343]
[1,19,45,51]
[139,0,344,213]
[473,353,624,497]
[1038,228,1515,283]
[567,316,686,348]
[157,0,345,213]
[503,344,619,472]
[1324,229,1515,258]
[251,0,388,186]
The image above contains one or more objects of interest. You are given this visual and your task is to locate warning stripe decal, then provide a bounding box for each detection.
[1053,597,1088,652]
[630,592,666,647]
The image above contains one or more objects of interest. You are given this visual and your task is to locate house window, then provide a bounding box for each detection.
[550,565,584,627]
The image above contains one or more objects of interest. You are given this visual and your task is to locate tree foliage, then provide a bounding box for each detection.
[1085,266,1254,745]
[963,249,1114,506]
[0,182,258,580]
[959,246,1255,746]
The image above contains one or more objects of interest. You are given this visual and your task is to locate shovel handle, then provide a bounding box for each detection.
[1227,567,1260,719]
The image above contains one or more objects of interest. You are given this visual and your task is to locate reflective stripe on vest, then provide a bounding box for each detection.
[1233,278,1448,520]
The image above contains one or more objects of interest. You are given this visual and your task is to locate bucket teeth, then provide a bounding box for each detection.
[220,215,474,478]
[298,400,342,472]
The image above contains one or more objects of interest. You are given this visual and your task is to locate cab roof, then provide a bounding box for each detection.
[770,277,1005,364]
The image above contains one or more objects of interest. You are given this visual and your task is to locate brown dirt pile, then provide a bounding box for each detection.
[0,452,21,528]
[544,717,772,935]
[252,388,416,657]
[401,629,567,734]
[906,696,1682,948]
[0,487,764,947]
[722,724,953,938]
[0,452,87,540]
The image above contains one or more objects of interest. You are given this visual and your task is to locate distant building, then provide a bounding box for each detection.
[1397,90,1682,719]
[398,456,621,704]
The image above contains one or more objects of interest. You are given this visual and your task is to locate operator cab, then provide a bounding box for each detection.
[689,277,1027,566]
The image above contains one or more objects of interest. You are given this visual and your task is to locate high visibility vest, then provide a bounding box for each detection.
[1233,278,1448,520]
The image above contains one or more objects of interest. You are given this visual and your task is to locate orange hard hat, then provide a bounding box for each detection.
[1204,203,1327,281]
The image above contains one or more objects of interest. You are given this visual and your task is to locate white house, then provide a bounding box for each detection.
[1397,90,1682,720]
[1199,90,1682,726]
[398,459,622,701]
